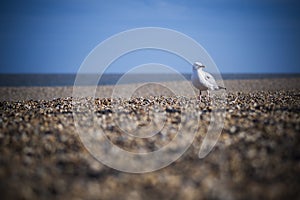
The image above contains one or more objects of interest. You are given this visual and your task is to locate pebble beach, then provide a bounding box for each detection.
[1,78,300,200]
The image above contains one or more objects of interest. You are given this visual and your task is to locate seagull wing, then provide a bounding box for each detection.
[203,71,219,90]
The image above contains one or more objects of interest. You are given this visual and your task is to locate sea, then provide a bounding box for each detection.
[0,73,299,87]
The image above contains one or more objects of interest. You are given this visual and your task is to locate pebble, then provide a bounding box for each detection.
[229,126,238,134]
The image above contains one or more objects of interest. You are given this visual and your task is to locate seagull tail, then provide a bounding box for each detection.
[218,86,226,90]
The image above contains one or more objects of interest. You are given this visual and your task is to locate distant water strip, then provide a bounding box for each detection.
[0,73,299,87]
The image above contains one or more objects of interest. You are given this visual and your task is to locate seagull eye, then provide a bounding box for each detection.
[206,76,210,79]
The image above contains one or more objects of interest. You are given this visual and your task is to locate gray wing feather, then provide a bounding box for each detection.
[203,71,219,89]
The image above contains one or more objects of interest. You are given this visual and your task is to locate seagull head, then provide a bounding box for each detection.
[193,62,205,70]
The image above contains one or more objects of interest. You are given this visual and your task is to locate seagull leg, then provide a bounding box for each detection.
[199,90,202,101]
[207,90,210,100]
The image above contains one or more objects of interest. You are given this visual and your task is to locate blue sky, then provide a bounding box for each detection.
[0,0,299,74]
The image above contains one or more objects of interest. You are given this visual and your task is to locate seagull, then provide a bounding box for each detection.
[191,62,226,101]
